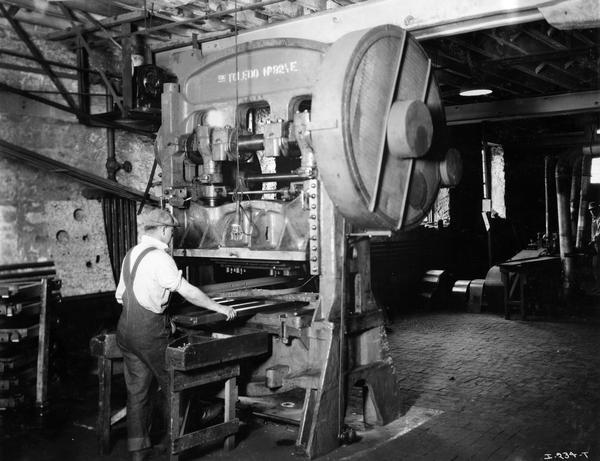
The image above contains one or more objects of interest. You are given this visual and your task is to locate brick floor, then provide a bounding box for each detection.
[3,311,600,461]
[375,312,600,461]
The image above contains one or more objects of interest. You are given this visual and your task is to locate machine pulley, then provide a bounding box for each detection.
[312,25,459,231]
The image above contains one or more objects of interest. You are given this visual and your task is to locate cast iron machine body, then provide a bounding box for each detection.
[155,24,460,459]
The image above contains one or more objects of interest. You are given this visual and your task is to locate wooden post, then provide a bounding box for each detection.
[169,369,181,461]
[520,274,527,320]
[97,356,113,454]
[224,377,237,450]
[501,270,510,320]
[35,278,50,408]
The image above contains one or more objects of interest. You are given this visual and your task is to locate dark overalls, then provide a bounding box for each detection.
[116,247,171,452]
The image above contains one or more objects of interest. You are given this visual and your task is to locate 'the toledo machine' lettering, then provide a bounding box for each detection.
[217,61,299,84]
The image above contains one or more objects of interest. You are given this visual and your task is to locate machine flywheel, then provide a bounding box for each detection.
[312,25,448,231]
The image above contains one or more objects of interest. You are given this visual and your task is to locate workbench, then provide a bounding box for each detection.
[165,329,270,461]
[498,256,561,320]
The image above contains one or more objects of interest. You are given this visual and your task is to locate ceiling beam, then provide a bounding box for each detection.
[444,37,553,94]
[117,0,288,39]
[445,90,600,125]
[11,9,77,29]
[480,45,600,67]
[0,4,78,110]
[56,3,124,114]
[46,11,148,41]
[194,0,552,54]
[481,30,581,90]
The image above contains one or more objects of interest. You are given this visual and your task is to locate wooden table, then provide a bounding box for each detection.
[498,256,561,320]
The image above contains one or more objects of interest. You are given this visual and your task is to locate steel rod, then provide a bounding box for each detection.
[237,134,265,152]
[0,62,76,79]
[0,138,150,202]
[244,173,310,183]
[227,189,288,196]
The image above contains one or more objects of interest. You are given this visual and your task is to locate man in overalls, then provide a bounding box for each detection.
[115,208,237,461]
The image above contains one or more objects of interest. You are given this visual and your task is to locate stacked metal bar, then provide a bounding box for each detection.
[171,297,307,327]
[0,262,61,409]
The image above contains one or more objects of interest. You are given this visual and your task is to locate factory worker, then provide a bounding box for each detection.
[115,207,236,461]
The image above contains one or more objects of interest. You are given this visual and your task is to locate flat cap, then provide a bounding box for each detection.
[141,208,180,228]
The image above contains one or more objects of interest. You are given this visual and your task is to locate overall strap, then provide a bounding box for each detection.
[123,247,158,304]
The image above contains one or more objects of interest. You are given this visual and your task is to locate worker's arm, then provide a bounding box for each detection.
[115,273,125,304]
[176,278,237,320]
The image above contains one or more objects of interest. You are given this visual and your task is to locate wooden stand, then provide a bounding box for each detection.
[168,363,240,461]
[0,263,58,410]
[499,256,561,319]
[36,279,50,407]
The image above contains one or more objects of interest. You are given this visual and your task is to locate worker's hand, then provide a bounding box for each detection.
[221,306,237,321]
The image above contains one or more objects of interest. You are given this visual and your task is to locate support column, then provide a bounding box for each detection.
[76,36,90,116]
[576,154,592,248]
[121,22,133,117]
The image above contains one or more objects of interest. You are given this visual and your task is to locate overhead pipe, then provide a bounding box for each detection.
[569,156,582,239]
[104,95,132,180]
[544,156,552,239]
[575,154,593,248]
[105,95,117,181]
[555,156,576,298]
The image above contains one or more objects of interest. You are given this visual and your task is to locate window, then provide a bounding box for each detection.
[592,157,600,184]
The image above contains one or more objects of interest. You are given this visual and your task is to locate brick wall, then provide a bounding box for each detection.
[0,20,157,297]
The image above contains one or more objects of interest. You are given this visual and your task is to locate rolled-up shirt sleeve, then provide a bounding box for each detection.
[154,252,183,292]
[115,261,125,304]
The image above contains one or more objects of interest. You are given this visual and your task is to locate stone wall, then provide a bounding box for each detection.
[0,20,157,297]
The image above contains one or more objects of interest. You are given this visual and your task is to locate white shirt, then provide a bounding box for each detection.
[115,235,183,313]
